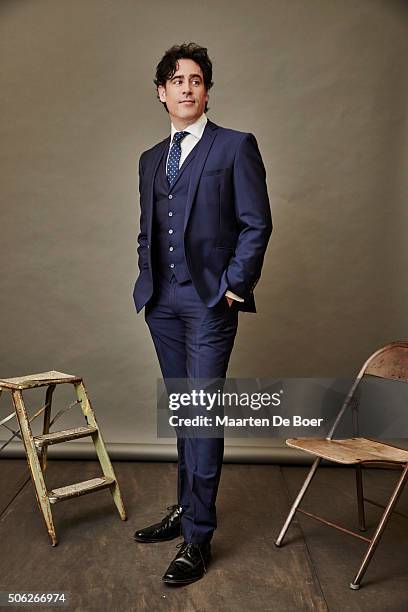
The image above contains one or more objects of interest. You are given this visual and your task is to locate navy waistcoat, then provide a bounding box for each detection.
[151,145,198,283]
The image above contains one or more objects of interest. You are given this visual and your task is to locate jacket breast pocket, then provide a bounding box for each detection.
[202,168,226,177]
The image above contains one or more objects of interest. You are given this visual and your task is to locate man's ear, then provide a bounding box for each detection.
[158,85,166,103]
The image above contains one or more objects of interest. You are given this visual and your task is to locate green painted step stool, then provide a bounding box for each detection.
[0,370,127,546]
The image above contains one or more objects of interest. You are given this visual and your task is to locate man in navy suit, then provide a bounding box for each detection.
[133,43,272,585]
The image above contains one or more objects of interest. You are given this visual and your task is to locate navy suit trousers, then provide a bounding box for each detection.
[144,274,239,544]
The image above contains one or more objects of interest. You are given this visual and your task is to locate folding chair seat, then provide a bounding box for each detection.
[286,437,408,465]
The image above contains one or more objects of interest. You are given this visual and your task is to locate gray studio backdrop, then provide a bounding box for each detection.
[1,0,407,461]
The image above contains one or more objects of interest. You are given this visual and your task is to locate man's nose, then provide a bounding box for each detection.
[182,82,192,95]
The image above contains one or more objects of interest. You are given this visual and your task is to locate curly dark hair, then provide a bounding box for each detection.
[154,42,213,113]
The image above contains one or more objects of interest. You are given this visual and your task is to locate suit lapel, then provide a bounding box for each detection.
[184,120,219,230]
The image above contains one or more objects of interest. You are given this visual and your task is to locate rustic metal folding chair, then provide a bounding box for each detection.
[275,341,408,589]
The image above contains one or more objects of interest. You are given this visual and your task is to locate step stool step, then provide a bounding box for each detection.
[0,371,80,389]
[48,476,115,504]
[34,426,98,449]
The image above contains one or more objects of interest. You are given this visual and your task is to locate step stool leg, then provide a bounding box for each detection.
[11,390,58,546]
[74,381,127,521]
[40,384,56,473]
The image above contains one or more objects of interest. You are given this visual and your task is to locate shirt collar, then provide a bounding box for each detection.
[170,113,208,142]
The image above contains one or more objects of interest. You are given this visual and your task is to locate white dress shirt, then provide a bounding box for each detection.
[167,112,208,168]
[167,113,244,303]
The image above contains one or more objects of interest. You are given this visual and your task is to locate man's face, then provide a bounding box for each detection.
[158,58,209,127]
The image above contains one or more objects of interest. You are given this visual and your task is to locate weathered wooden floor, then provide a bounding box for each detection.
[0,461,407,611]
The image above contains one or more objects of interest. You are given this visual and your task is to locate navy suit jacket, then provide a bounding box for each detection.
[133,119,272,313]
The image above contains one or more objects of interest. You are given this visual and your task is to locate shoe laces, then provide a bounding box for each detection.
[157,505,181,532]
[164,505,181,521]
[175,542,207,573]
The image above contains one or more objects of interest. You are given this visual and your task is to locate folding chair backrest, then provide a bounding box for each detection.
[327,341,408,439]
[363,342,408,382]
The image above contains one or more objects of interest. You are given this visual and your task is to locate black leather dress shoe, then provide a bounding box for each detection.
[162,541,211,585]
[133,504,182,542]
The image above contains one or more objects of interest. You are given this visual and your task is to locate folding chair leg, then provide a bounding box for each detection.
[355,464,366,531]
[350,463,408,590]
[275,457,321,547]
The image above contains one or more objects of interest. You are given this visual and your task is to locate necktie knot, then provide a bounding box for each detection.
[173,131,189,145]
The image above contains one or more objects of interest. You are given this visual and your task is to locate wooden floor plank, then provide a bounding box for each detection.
[0,459,30,516]
[0,460,327,611]
[281,466,408,612]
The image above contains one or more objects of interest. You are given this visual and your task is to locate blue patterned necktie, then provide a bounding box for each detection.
[166,131,189,187]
